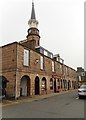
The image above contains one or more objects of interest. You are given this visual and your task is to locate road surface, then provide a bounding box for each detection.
[2,90,85,119]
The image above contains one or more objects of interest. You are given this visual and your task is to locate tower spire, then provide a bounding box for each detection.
[28,0,38,28]
[31,0,36,19]
[25,0,40,48]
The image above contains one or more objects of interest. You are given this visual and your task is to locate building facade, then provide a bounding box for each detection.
[0,2,77,98]
[76,67,86,87]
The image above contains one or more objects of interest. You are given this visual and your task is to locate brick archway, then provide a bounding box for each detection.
[41,77,47,94]
[68,80,70,90]
[35,76,40,95]
[0,76,9,96]
[20,75,30,96]
[50,78,53,90]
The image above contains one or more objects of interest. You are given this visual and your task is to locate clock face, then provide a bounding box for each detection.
[37,30,39,34]
[29,30,31,33]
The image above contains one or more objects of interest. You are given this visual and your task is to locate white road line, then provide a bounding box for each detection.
[76,97,79,99]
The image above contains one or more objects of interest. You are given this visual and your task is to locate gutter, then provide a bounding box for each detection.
[15,43,18,99]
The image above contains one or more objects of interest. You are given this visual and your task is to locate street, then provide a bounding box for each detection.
[2,90,85,118]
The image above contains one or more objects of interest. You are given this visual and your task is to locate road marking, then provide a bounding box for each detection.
[76,97,79,99]
[0,101,20,108]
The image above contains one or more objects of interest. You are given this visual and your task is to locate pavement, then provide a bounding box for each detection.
[1,89,76,107]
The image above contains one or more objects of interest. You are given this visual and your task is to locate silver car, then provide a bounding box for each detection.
[78,84,86,99]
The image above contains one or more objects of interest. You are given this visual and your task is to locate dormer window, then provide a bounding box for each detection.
[51,54,53,58]
[60,64,62,73]
[44,50,47,56]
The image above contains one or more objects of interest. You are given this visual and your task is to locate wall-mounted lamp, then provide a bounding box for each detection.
[34,59,39,64]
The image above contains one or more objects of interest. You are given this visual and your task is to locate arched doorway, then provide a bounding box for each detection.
[20,75,30,96]
[68,80,70,90]
[74,81,76,89]
[61,79,63,89]
[41,77,47,94]
[50,78,53,90]
[0,76,9,96]
[35,76,40,95]
[57,79,60,92]
[64,80,66,90]
[63,79,65,89]
[54,79,56,93]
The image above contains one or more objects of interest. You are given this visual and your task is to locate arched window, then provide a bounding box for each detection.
[41,77,46,91]
[50,78,53,90]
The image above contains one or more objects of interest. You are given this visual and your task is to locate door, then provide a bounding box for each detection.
[35,76,40,95]
[54,79,56,93]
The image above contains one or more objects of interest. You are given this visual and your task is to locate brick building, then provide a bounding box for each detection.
[76,67,86,87]
[0,2,77,98]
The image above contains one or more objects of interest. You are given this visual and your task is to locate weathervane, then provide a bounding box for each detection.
[32,0,34,6]
[32,0,34,4]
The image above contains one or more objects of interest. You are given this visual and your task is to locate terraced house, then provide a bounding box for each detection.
[0,2,77,99]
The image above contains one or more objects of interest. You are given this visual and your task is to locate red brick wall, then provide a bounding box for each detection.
[2,43,17,70]
[1,42,77,97]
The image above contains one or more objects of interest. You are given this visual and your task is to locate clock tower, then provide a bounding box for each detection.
[20,1,40,49]
[26,1,40,48]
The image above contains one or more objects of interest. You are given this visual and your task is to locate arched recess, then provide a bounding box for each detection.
[63,79,67,90]
[68,80,70,90]
[20,75,30,96]
[41,77,47,93]
[35,76,40,95]
[54,79,56,93]
[61,79,63,89]
[0,76,9,96]
[50,78,53,90]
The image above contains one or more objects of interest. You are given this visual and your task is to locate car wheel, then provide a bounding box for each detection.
[79,95,82,99]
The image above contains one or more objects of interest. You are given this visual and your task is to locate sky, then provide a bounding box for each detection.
[0,0,85,70]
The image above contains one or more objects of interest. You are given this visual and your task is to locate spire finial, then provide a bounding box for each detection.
[31,0,36,19]
[32,0,34,4]
[32,0,34,6]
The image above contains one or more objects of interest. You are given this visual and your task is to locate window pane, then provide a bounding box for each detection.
[24,49,29,66]
[40,56,44,69]
[52,61,54,72]
[51,54,53,58]
[60,64,62,73]
[40,48,44,54]
[44,50,47,56]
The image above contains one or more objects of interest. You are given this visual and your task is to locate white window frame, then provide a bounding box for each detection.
[51,54,53,58]
[24,49,29,66]
[60,64,62,73]
[44,50,47,56]
[56,62,58,71]
[66,67,68,75]
[40,56,44,70]
[52,61,55,72]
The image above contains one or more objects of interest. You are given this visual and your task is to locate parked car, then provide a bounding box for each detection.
[78,84,86,99]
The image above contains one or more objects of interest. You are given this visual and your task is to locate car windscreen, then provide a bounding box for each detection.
[80,85,86,89]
